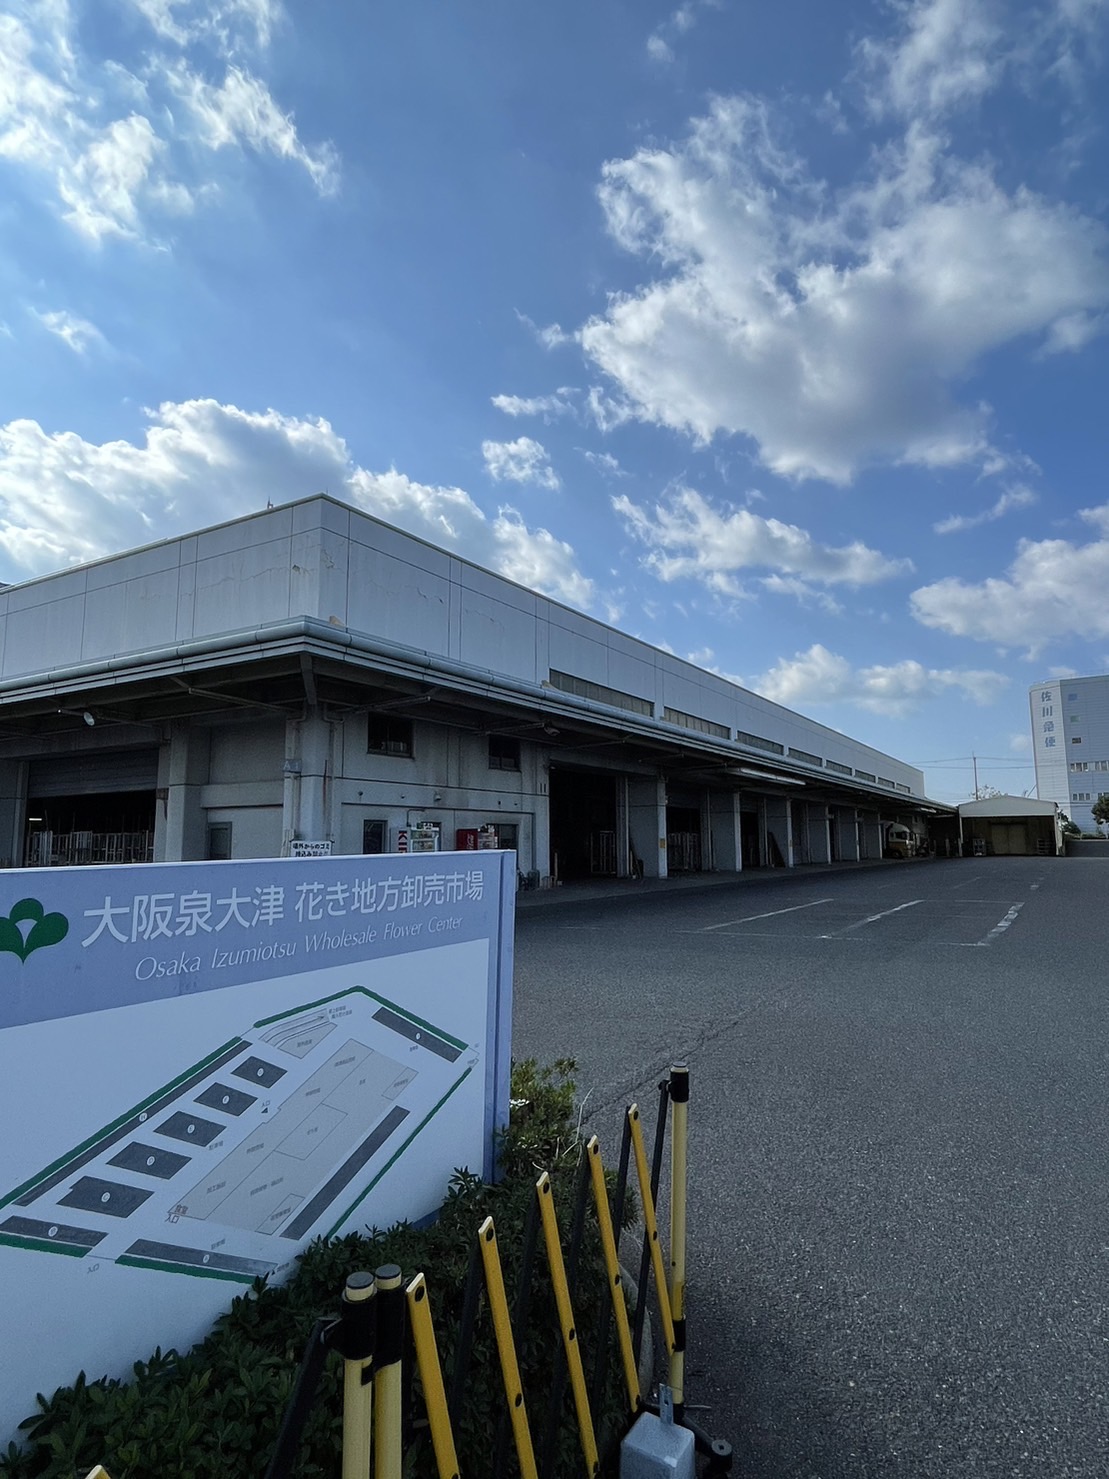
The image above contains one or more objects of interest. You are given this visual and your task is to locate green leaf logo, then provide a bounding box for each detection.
[0,898,70,962]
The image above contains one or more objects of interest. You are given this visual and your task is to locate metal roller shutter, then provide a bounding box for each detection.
[27,750,160,799]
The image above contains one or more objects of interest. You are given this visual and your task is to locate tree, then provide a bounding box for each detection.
[1060,811,1081,838]
[1091,793,1109,828]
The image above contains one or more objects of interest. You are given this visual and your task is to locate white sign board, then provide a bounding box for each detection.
[0,851,515,1445]
[289,840,333,858]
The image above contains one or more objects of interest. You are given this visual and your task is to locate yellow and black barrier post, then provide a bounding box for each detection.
[406,1272,460,1479]
[479,1214,539,1479]
[342,1271,376,1479]
[586,1134,640,1417]
[373,1264,404,1479]
[628,1103,676,1360]
[536,1171,601,1477]
[668,1063,689,1426]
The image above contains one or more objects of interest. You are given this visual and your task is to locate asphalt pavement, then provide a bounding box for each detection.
[511,857,1109,1478]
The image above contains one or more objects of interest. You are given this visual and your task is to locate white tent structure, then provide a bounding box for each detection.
[958,796,1063,857]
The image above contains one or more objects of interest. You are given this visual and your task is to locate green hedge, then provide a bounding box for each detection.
[2,1060,636,1479]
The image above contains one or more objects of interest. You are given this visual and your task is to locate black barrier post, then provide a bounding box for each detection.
[591,1111,634,1413]
[263,1317,333,1479]
[264,1271,378,1479]
[493,1189,542,1478]
[447,1237,484,1432]
[374,1265,405,1479]
[538,1147,593,1479]
[633,1080,670,1368]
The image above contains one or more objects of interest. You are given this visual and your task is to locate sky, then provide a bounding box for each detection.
[2,0,1108,805]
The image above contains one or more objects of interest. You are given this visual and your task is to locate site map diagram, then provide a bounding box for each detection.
[0,988,475,1281]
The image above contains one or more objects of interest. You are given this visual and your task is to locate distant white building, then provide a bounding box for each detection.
[1029,674,1109,832]
[0,496,942,879]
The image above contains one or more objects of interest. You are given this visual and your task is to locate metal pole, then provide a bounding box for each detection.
[536,1172,600,1477]
[406,1273,461,1479]
[628,1104,675,1357]
[341,1273,376,1479]
[668,1064,689,1424]
[586,1135,640,1416]
[479,1215,539,1479]
[373,1265,405,1479]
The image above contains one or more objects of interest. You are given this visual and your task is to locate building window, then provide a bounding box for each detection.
[1072,736,1083,744]
[878,777,896,789]
[206,822,232,861]
[855,769,876,783]
[663,706,730,740]
[362,819,387,854]
[788,747,823,767]
[368,715,413,756]
[736,730,785,756]
[1070,762,1089,772]
[496,823,518,851]
[826,760,852,776]
[488,735,521,771]
[1067,692,1079,702]
[548,669,652,717]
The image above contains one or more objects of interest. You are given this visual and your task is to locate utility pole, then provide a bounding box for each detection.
[972,753,979,800]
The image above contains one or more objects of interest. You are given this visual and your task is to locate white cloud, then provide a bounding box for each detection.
[128,0,281,50]
[751,642,1009,718]
[647,0,718,64]
[490,389,577,420]
[481,436,561,490]
[0,399,593,609]
[578,67,1109,482]
[514,311,573,350]
[578,449,626,477]
[0,3,335,243]
[30,307,107,354]
[858,0,1006,118]
[911,503,1109,653]
[1009,731,1033,752]
[933,483,1037,534]
[167,63,338,195]
[614,485,912,598]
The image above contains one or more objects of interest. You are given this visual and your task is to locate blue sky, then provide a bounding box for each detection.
[2,0,1108,804]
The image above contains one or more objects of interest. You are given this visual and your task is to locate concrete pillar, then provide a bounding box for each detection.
[155,726,210,863]
[764,795,793,867]
[700,790,714,871]
[708,790,742,872]
[628,773,668,879]
[533,790,552,882]
[284,710,335,850]
[808,804,831,864]
[0,759,28,868]
[614,777,630,878]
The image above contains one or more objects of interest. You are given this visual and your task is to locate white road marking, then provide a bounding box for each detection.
[952,874,986,889]
[965,901,1024,947]
[818,899,923,939]
[701,898,834,931]
[1030,881,1041,891]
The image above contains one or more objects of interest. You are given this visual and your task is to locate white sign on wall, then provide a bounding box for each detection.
[0,850,515,1446]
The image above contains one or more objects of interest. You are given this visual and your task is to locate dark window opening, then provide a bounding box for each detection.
[207,823,233,861]
[362,819,387,854]
[488,735,520,771]
[368,715,413,756]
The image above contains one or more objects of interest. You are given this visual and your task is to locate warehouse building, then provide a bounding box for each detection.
[0,496,942,880]
[1030,674,1109,833]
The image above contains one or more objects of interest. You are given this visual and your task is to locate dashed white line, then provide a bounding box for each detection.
[818,899,923,939]
[965,901,1024,947]
[701,897,834,932]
